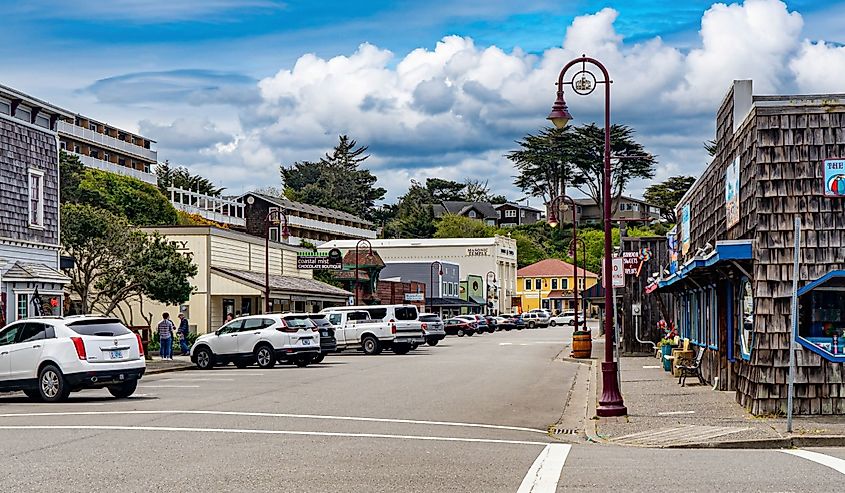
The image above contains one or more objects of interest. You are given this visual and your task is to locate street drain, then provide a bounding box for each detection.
[550,427,579,435]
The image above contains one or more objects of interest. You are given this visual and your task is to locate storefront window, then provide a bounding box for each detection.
[16,294,28,320]
[797,275,845,361]
[739,280,753,359]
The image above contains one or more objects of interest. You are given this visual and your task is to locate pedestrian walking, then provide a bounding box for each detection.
[178,313,191,356]
[157,312,175,360]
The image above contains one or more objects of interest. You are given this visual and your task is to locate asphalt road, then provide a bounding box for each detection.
[1,324,845,492]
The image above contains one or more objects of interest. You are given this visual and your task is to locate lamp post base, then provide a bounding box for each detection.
[596,361,627,417]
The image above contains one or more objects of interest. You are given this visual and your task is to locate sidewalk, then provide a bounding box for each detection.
[586,341,845,448]
[145,354,193,374]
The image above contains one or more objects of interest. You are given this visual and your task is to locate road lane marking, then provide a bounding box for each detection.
[158,378,234,382]
[138,385,200,389]
[0,425,551,446]
[0,410,547,434]
[781,450,845,475]
[657,411,696,416]
[500,343,514,346]
[517,443,571,493]
[642,365,661,369]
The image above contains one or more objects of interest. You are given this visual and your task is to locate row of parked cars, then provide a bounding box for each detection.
[0,305,586,402]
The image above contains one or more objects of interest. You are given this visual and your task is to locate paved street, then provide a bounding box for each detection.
[2,326,845,492]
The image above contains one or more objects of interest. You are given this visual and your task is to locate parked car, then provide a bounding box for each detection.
[322,306,425,355]
[191,314,320,369]
[0,315,145,402]
[305,314,337,363]
[483,315,499,331]
[418,313,446,346]
[497,314,525,331]
[521,312,550,329]
[456,315,489,334]
[443,318,475,337]
[549,311,585,327]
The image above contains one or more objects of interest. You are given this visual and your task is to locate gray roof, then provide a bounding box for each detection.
[495,202,543,212]
[436,201,499,219]
[573,196,661,208]
[211,267,351,298]
[246,193,373,226]
[2,262,70,282]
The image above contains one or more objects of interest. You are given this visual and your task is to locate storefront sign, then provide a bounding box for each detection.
[466,247,490,256]
[680,203,691,255]
[611,257,625,288]
[667,226,678,274]
[725,157,740,228]
[296,248,342,270]
[824,159,845,197]
[622,251,640,275]
[404,293,425,302]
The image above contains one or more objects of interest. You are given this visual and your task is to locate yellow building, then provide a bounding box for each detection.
[515,259,598,313]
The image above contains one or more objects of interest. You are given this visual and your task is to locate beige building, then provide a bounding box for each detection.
[122,226,350,334]
[318,236,518,314]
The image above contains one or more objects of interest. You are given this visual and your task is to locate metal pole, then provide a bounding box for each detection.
[787,217,801,432]
[613,286,620,392]
[355,243,360,306]
[265,215,270,314]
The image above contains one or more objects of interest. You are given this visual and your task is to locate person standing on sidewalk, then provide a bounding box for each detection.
[157,313,175,360]
[177,313,190,356]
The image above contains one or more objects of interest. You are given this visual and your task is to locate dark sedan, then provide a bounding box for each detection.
[306,314,337,363]
[444,318,476,337]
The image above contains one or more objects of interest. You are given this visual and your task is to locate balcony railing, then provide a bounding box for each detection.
[72,152,157,184]
[58,121,157,162]
[286,214,376,239]
[169,187,245,227]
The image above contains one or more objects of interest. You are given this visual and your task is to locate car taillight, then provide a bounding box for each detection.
[71,337,86,360]
[135,333,144,356]
[421,323,427,333]
[278,326,298,333]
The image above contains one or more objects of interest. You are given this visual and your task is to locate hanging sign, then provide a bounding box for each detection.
[611,257,625,288]
[297,249,343,270]
[680,204,691,255]
[824,159,845,197]
[622,251,640,275]
[726,157,740,227]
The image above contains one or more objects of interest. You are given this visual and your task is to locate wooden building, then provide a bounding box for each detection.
[650,80,845,415]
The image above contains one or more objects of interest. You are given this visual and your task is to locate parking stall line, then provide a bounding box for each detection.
[0,410,548,435]
[138,385,200,389]
[516,443,571,493]
[0,425,551,447]
[781,450,845,476]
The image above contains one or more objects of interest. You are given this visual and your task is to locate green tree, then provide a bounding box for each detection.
[425,178,466,201]
[61,204,197,318]
[383,180,437,239]
[59,151,85,204]
[281,135,386,221]
[73,169,178,226]
[510,231,546,268]
[434,214,495,238]
[642,176,696,223]
[508,126,575,203]
[156,160,224,197]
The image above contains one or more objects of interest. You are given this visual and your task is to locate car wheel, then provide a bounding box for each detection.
[528,321,536,329]
[195,347,214,370]
[392,344,411,355]
[38,365,70,403]
[427,337,439,346]
[550,321,557,327]
[255,345,276,369]
[467,331,474,337]
[22,389,40,400]
[457,329,465,337]
[108,380,138,399]
[505,326,512,331]
[362,336,381,355]
[569,320,576,326]
[235,361,250,369]
[312,353,325,364]
[295,357,311,368]
[410,342,419,350]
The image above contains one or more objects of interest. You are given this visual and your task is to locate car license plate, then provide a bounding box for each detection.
[301,338,310,346]
[110,350,124,359]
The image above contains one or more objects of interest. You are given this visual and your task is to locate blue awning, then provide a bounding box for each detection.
[797,270,845,297]
[655,240,753,290]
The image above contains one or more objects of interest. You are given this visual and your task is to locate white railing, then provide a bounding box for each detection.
[287,215,376,239]
[58,121,157,161]
[72,152,157,184]
[169,187,245,227]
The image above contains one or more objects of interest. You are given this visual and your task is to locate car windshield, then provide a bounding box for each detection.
[394,307,418,321]
[419,315,441,322]
[283,317,315,328]
[66,319,132,337]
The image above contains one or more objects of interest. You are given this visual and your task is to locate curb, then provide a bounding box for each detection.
[145,363,194,375]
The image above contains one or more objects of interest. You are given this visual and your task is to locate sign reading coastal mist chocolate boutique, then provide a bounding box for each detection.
[297,248,343,270]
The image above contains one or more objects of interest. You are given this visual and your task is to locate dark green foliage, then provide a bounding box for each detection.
[643,176,696,223]
[59,151,85,203]
[281,135,386,221]
[156,160,224,197]
[433,214,495,238]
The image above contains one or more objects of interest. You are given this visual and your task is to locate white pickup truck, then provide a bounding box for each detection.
[322,305,425,355]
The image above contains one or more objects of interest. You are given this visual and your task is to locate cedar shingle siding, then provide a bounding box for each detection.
[0,117,59,246]
[676,82,845,415]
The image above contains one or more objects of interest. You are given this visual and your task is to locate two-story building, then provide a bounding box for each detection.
[432,200,543,228]
[550,196,662,225]
[495,202,543,227]
[0,86,71,325]
[379,261,474,317]
[516,259,598,314]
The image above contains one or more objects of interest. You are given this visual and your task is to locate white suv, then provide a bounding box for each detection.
[191,314,320,370]
[0,316,146,402]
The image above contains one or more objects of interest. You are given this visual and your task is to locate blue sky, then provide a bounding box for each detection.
[2,0,844,202]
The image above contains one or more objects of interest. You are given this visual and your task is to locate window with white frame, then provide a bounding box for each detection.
[534,279,542,290]
[619,202,640,212]
[524,279,532,291]
[562,278,569,289]
[505,209,517,218]
[551,278,558,290]
[520,210,525,218]
[497,210,502,219]
[28,169,44,227]
[468,210,477,218]
[16,293,28,320]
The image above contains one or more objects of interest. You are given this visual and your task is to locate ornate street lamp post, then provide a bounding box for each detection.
[265,209,290,313]
[354,239,373,306]
[547,55,627,416]
[429,261,443,313]
[548,195,580,331]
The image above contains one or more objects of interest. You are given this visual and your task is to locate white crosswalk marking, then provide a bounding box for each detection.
[517,443,571,493]
[782,450,845,476]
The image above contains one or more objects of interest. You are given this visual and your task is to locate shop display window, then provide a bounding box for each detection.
[798,274,845,361]
[738,280,753,360]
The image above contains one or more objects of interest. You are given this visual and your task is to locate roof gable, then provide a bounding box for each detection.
[517,258,598,278]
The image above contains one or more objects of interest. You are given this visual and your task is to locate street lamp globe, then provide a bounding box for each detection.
[547,94,573,129]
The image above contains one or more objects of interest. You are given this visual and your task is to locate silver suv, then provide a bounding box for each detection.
[521,312,550,328]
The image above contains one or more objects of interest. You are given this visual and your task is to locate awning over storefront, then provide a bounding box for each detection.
[652,240,753,293]
[467,295,487,306]
[427,297,480,308]
[797,270,845,296]
[546,289,575,299]
[211,267,351,301]
[2,262,70,284]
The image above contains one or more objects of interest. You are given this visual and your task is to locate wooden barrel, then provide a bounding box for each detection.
[570,331,593,359]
